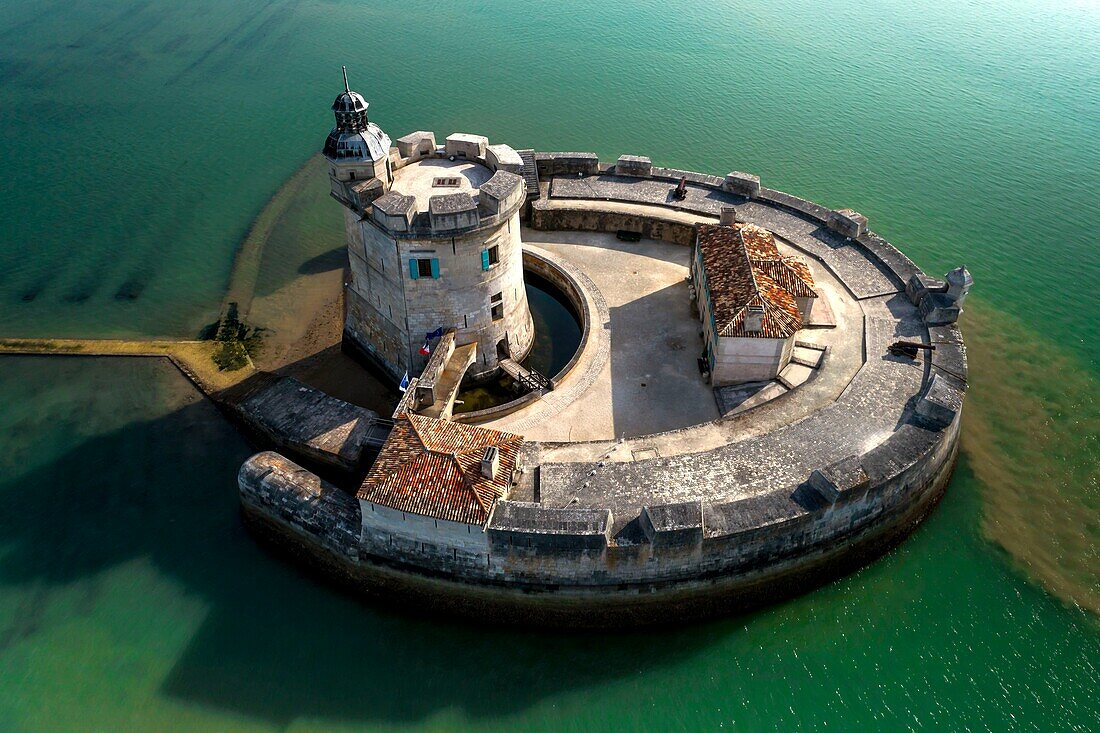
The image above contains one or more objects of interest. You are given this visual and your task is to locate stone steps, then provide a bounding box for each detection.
[517,149,541,199]
[778,362,815,390]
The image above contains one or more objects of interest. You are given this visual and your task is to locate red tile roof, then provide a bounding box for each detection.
[695,224,814,339]
[357,414,523,524]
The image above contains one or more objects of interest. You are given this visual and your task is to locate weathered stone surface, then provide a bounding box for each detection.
[615,155,653,177]
[477,170,524,216]
[906,273,947,305]
[919,292,961,325]
[371,192,416,231]
[807,455,871,504]
[485,143,524,173]
[445,132,488,159]
[239,451,361,559]
[488,500,611,549]
[724,171,761,197]
[915,373,963,428]
[534,152,600,177]
[929,323,968,384]
[859,423,940,485]
[827,209,868,238]
[232,376,385,474]
[641,501,704,545]
[651,167,725,187]
[704,492,807,537]
[396,130,437,159]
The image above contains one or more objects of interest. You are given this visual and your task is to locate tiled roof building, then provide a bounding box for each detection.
[692,224,818,385]
[358,413,523,525]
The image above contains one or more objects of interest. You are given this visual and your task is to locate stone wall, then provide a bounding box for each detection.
[530,200,697,246]
[239,407,960,621]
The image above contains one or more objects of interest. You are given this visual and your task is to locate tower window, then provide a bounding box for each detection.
[481,245,500,271]
[410,258,439,279]
[490,292,503,321]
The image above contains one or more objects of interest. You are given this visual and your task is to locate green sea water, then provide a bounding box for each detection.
[0,1,1097,730]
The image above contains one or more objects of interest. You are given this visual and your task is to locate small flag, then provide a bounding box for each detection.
[418,340,431,356]
[398,372,409,392]
[426,327,445,340]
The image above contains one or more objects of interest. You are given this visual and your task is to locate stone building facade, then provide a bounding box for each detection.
[324,74,534,383]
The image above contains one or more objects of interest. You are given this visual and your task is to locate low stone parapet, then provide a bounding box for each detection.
[807,455,871,504]
[487,500,612,550]
[534,152,600,177]
[826,208,869,238]
[530,199,696,245]
[724,171,761,197]
[238,451,360,560]
[615,155,653,177]
[641,501,704,547]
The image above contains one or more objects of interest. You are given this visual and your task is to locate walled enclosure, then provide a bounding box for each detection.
[240,148,970,627]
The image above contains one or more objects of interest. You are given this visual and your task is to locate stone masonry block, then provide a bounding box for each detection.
[396,131,437,159]
[826,209,868,238]
[534,152,601,177]
[905,273,947,306]
[371,192,416,232]
[919,293,961,326]
[641,501,704,545]
[915,373,963,428]
[428,192,479,231]
[445,133,489,160]
[807,455,870,504]
[616,155,653,177]
[724,171,761,198]
[487,501,612,550]
[486,144,524,173]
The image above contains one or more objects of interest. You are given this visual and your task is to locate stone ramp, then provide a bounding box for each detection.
[420,342,477,419]
[225,373,389,475]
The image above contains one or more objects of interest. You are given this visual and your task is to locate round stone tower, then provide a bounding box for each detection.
[323,70,534,384]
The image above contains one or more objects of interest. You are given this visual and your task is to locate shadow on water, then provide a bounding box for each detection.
[0,383,711,726]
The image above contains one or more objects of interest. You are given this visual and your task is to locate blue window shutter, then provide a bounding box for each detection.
[430,258,440,279]
[481,249,490,271]
[409,259,419,279]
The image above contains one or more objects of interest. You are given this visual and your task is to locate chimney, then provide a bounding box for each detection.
[480,445,500,480]
[744,304,765,333]
[719,206,740,226]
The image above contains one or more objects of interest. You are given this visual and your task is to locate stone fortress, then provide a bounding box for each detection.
[237,71,973,626]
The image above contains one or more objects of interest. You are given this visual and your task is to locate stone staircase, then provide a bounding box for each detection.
[517,149,541,200]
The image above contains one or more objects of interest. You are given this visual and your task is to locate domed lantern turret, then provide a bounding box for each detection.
[324,66,393,197]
